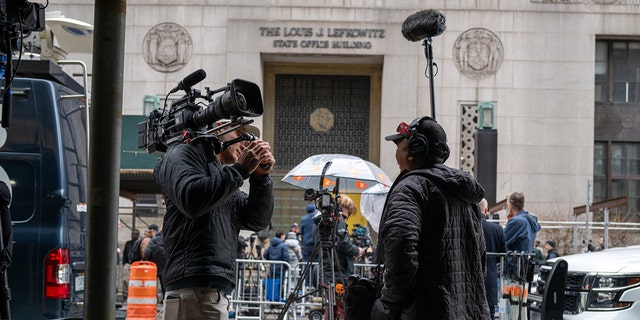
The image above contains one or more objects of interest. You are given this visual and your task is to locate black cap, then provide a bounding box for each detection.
[148,224,159,232]
[414,117,448,147]
[387,117,449,157]
[385,121,412,142]
[546,240,556,248]
[384,132,409,142]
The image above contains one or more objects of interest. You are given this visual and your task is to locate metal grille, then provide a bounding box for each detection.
[274,74,371,169]
[564,292,581,314]
[460,104,478,173]
[565,273,586,289]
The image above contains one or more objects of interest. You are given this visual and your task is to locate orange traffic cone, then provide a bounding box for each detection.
[126,261,157,320]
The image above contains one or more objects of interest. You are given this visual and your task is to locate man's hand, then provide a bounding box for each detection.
[253,140,275,176]
[237,138,274,175]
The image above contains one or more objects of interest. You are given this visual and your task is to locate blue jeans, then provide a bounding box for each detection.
[157,287,229,320]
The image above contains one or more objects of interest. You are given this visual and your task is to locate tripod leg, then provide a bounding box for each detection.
[276,238,323,320]
[277,226,344,320]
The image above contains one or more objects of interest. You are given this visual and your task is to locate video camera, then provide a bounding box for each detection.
[3,1,46,36]
[242,233,258,250]
[350,224,371,249]
[137,69,264,156]
[305,188,341,238]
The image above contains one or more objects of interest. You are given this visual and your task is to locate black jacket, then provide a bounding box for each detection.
[482,217,507,308]
[375,164,490,320]
[154,143,274,293]
[317,214,360,283]
[335,215,360,279]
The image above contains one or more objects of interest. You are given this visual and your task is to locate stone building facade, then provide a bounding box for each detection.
[47,0,640,225]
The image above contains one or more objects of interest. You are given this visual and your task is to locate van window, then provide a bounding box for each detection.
[59,94,88,203]
[1,87,40,153]
[0,159,36,223]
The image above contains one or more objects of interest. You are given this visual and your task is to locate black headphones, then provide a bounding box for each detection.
[407,116,450,162]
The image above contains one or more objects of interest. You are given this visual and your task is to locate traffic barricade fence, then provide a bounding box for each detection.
[486,251,539,320]
[231,259,382,320]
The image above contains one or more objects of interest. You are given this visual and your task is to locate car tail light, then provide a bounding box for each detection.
[44,248,71,299]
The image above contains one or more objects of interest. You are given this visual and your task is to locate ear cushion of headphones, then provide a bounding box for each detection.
[439,143,451,162]
[408,130,429,158]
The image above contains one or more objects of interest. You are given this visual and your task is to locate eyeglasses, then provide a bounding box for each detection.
[396,121,411,138]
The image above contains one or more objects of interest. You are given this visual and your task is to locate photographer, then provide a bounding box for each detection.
[154,120,275,320]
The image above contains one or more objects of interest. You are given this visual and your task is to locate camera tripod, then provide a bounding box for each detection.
[277,220,345,320]
[236,233,266,317]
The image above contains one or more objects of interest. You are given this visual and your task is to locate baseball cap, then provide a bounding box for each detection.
[413,116,447,146]
[384,121,412,142]
[290,223,298,229]
[148,224,159,232]
[215,120,261,138]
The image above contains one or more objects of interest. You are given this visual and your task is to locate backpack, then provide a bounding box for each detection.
[128,238,143,263]
[147,233,166,273]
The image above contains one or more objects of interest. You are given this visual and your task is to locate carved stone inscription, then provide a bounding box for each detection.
[259,26,385,50]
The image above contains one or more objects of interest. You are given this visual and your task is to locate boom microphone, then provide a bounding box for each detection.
[169,69,207,94]
[401,9,446,42]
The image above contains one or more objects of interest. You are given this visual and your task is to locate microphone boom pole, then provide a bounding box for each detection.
[424,37,437,120]
[401,9,446,121]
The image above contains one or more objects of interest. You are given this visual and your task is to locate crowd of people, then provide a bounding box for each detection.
[117,114,607,320]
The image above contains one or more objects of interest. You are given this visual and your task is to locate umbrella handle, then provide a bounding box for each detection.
[319,161,332,190]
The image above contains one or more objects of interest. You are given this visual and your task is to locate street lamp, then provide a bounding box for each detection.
[143,94,159,115]
[475,100,497,205]
[477,101,495,129]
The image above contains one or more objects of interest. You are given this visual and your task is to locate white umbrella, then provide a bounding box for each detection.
[360,184,390,232]
[281,154,391,194]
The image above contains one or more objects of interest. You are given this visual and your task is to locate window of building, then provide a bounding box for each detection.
[595,40,640,105]
[594,39,640,220]
[593,141,640,218]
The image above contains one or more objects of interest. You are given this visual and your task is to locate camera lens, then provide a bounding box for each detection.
[236,93,247,111]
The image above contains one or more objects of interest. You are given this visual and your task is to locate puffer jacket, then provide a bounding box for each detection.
[284,232,303,268]
[300,210,318,261]
[375,164,490,320]
[263,237,289,279]
[155,143,274,293]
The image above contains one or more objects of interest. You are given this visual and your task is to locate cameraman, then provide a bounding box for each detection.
[155,121,275,320]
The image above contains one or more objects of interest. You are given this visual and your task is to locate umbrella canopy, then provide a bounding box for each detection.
[281,154,392,194]
[360,184,390,232]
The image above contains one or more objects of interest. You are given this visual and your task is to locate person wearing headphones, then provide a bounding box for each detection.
[371,116,490,320]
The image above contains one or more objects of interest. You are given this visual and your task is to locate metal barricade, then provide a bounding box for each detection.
[231,259,382,320]
[486,252,538,320]
[231,259,304,319]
